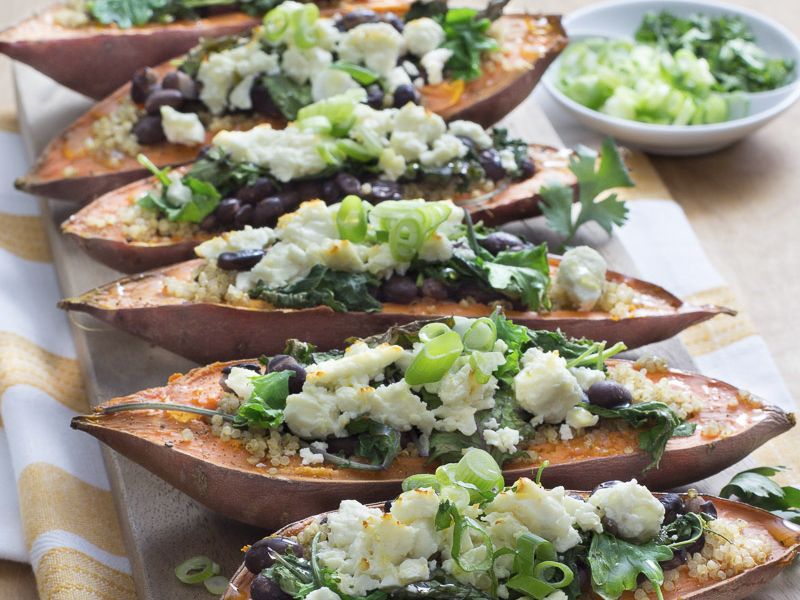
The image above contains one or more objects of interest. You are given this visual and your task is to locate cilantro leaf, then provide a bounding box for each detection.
[541,138,633,248]
[347,418,402,468]
[720,466,800,523]
[89,0,165,28]
[588,533,672,600]
[490,310,530,385]
[436,8,499,81]
[232,370,292,429]
[477,245,551,311]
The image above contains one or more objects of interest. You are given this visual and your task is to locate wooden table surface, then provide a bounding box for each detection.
[1,0,798,598]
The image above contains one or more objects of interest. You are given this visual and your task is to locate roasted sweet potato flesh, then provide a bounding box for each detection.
[60,257,734,361]
[16,13,567,202]
[71,358,793,529]
[61,145,575,273]
[223,496,800,600]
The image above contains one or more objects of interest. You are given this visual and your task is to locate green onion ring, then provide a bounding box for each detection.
[203,576,229,595]
[175,556,214,585]
[418,322,451,343]
[336,195,368,243]
[405,330,463,385]
[463,317,497,351]
[532,560,574,588]
[389,217,424,261]
[292,4,320,49]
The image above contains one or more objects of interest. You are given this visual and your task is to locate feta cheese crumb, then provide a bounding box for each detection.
[483,427,521,454]
[299,446,326,465]
[421,48,454,85]
[306,588,341,600]
[403,18,445,57]
[338,23,406,76]
[448,120,493,149]
[513,348,584,423]
[553,246,608,311]
[225,366,259,400]
[589,480,665,543]
[160,106,205,146]
[565,405,599,429]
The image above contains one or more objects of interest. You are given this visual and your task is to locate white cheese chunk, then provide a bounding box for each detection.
[403,18,445,57]
[379,148,407,181]
[483,427,521,454]
[337,22,406,77]
[431,360,497,435]
[299,447,325,465]
[565,405,599,430]
[553,246,608,311]
[589,480,665,542]
[282,47,333,84]
[306,342,405,387]
[160,106,205,146]
[225,367,258,400]
[513,348,584,424]
[570,366,606,391]
[421,48,453,85]
[311,68,361,101]
[195,226,275,259]
[306,588,341,600]
[448,120,493,149]
[165,173,193,206]
[420,133,468,167]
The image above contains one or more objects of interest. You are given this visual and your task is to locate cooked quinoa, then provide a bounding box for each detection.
[87,98,143,165]
[607,361,704,420]
[551,280,638,318]
[52,0,89,27]
[119,203,198,243]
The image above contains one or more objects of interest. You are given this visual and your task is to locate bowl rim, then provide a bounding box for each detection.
[545,0,800,133]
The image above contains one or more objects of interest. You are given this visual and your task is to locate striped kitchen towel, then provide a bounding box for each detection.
[0,127,135,599]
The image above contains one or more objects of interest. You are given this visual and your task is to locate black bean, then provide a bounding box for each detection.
[456,135,476,152]
[162,70,199,100]
[253,197,284,227]
[199,213,217,232]
[144,88,184,114]
[457,281,497,304]
[592,480,623,495]
[368,180,401,201]
[334,172,361,196]
[295,180,323,201]
[366,84,385,109]
[478,231,527,254]
[478,148,507,181]
[381,276,419,304]
[245,537,304,574]
[383,12,404,32]
[238,178,276,204]
[215,198,240,224]
[587,381,633,409]
[519,157,535,179]
[222,362,262,375]
[321,179,341,203]
[251,81,282,118]
[660,548,688,570]
[132,115,165,144]
[131,67,158,104]
[393,83,419,108]
[250,574,291,600]
[383,500,393,513]
[421,278,449,300]
[268,355,306,394]
[217,249,265,271]
[233,204,254,228]
[686,496,717,518]
[278,190,301,211]
[659,493,685,525]
[602,516,622,538]
[685,535,706,556]
[339,9,379,30]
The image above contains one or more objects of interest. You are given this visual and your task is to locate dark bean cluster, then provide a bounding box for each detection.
[244,537,304,600]
[336,8,404,33]
[130,67,202,144]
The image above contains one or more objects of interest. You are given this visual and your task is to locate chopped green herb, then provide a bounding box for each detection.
[720,466,800,523]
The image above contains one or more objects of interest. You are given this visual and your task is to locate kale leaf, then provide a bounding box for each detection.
[588,533,672,600]
[250,265,382,313]
[540,138,632,249]
[348,418,402,468]
[720,466,800,523]
[232,370,292,429]
[261,74,313,120]
[355,318,454,349]
[585,401,695,470]
[89,0,170,28]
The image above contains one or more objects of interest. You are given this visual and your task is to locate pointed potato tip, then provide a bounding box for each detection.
[715,305,738,317]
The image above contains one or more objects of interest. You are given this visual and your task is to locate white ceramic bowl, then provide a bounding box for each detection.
[542,0,800,155]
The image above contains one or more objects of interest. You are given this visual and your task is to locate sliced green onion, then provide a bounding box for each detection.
[506,574,556,598]
[336,138,377,162]
[405,331,463,386]
[298,88,366,136]
[336,195,368,243]
[389,217,424,261]
[463,317,497,351]
[533,561,574,588]
[291,4,320,49]
[419,322,451,343]
[402,473,440,492]
[469,353,492,385]
[316,141,345,167]
[331,61,380,85]
[203,576,229,595]
[452,449,504,495]
[175,556,214,585]
[262,6,291,43]
[298,115,331,134]
[137,153,171,187]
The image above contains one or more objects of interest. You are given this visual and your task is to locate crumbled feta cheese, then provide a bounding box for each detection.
[417,231,454,262]
[225,366,258,400]
[483,417,499,430]
[565,405,599,429]
[306,588,341,600]
[513,348,584,423]
[197,43,279,114]
[589,480,665,543]
[338,23,406,76]
[499,148,518,172]
[390,131,428,161]
[311,68,361,101]
[370,381,436,434]
[160,106,205,146]
[213,125,327,182]
[315,18,342,50]
[559,424,574,441]
[283,47,333,84]
[421,48,453,85]
[386,66,413,92]
[379,148,407,181]
[195,226,274,259]
[544,592,568,600]
[483,427,521,454]
[393,103,447,143]
[553,246,608,311]
[570,366,606,391]
[448,120,493,149]
[403,18,445,57]
[284,384,361,438]
[307,342,405,387]
[431,360,497,435]
[165,173,192,206]
[420,133,468,167]
[299,447,325,465]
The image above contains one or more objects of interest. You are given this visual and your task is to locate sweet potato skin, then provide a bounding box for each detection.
[61,145,575,273]
[70,358,793,531]
[0,7,258,99]
[222,495,800,600]
[59,257,735,360]
[16,13,567,203]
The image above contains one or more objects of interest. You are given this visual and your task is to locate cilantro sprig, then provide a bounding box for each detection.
[136,154,221,223]
[540,138,633,250]
[720,466,800,523]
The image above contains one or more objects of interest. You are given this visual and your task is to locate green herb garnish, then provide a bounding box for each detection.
[720,466,800,523]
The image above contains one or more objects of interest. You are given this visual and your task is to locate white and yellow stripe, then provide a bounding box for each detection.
[0,129,134,599]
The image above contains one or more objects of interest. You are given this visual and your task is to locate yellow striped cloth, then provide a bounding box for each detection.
[0,128,135,599]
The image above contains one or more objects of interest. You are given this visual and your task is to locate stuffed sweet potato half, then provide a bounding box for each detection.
[224,452,800,600]
[71,315,793,529]
[60,198,734,361]
[16,0,567,202]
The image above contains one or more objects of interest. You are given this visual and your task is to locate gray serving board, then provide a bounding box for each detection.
[13,60,796,599]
